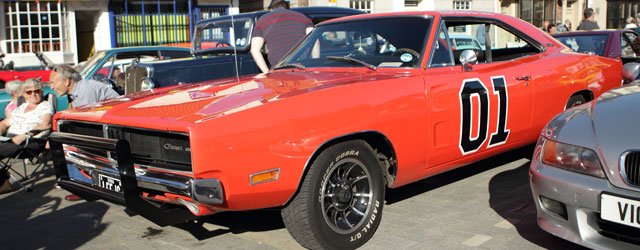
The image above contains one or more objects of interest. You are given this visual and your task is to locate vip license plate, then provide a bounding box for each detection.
[601,193,640,229]
[98,174,122,193]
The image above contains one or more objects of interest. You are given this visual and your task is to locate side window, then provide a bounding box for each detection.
[94,55,115,81]
[622,32,640,58]
[160,50,192,60]
[444,21,542,64]
[429,24,454,67]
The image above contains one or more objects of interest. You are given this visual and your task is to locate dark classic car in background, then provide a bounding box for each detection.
[0,46,191,118]
[553,29,640,64]
[50,11,622,249]
[122,7,364,94]
[529,63,640,249]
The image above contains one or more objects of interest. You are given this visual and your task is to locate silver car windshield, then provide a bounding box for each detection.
[279,16,432,69]
[78,50,106,79]
[193,17,254,53]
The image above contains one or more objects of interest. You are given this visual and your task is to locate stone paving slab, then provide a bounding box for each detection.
[0,146,588,249]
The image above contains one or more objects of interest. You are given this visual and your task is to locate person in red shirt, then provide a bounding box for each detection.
[250,0,313,73]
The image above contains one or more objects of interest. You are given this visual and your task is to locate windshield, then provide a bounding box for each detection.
[280,17,431,69]
[555,34,608,56]
[79,50,106,78]
[193,17,254,54]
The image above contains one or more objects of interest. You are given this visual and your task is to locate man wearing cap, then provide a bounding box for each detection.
[49,64,119,201]
[250,0,313,73]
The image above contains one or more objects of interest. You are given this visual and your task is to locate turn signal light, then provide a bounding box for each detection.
[250,169,280,185]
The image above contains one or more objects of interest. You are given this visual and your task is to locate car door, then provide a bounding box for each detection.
[425,19,539,168]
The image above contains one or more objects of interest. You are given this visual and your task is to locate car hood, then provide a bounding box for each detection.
[590,84,640,169]
[55,70,408,132]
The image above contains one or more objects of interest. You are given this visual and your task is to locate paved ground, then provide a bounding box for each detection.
[0,146,587,250]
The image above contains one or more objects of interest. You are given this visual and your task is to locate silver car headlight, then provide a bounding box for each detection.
[140,77,155,91]
[541,137,605,178]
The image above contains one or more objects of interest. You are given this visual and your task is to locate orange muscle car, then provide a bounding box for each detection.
[50,11,622,249]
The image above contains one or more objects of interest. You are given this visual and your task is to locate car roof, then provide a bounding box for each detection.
[320,10,514,25]
[195,7,365,26]
[552,29,622,37]
[97,46,190,53]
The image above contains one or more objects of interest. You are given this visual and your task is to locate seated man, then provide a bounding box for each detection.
[0,78,53,193]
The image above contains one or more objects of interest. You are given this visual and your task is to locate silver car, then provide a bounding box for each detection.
[529,63,640,249]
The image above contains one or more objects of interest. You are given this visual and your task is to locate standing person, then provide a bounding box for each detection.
[3,80,23,119]
[548,23,557,34]
[625,16,638,29]
[577,8,600,31]
[541,20,551,32]
[250,0,313,73]
[49,64,120,201]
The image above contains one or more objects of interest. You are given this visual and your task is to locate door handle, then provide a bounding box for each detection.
[515,75,531,81]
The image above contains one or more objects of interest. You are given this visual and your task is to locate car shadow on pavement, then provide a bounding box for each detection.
[487,152,589,249]
[174,209,286,240]
[0,179,110,250]
[386,145,536,204]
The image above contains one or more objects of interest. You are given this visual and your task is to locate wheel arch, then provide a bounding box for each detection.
[572,89,594,102]
[284,131,398,206]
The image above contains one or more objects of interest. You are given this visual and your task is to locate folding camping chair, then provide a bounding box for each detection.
[0,93,57,192]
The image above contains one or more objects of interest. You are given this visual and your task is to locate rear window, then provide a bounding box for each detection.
[555,34,608,56]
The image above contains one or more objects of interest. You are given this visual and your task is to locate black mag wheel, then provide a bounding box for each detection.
[321,158,373,234]
[282,140,385,250]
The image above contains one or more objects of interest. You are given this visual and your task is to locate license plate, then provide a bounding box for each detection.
[98,174,122,193]
[601,193,640,229]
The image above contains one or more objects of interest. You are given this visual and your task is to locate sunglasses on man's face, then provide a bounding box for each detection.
[25,89,43,95]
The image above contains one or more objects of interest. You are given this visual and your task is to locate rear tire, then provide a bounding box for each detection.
[282,140,385,249]
[565,94,586,109]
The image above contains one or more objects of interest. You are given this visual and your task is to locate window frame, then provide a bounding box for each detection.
[428,17,545,68]
[3,1,69,54]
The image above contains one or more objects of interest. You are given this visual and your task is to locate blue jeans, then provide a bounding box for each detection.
[66,164,93,184]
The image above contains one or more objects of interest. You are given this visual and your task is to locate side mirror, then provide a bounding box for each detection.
[622,62,640,84]
[459,50,477,71]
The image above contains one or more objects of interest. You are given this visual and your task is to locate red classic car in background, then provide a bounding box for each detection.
[50,11,622,249]
[0,52,54,88]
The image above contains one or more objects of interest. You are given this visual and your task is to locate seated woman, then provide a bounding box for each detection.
[3,80,23,120]
[0,78,53,158]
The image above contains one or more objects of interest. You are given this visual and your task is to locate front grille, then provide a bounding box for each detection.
[58,122,103,137]
[623,151,640,186]
[58,121,192,172]
[58,122,107,157]
[597,216,640,245]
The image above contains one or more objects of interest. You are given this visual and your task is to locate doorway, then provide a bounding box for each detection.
[75,10,99,62]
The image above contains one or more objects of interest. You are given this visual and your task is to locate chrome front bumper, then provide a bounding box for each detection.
[49,131,223,226]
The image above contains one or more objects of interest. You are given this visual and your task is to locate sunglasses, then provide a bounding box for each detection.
[25,89,43,95]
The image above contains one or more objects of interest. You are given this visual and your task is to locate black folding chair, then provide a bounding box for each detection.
[0,93,57,191]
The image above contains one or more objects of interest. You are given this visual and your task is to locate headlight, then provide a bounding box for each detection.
[140,77,155,91]
[541,137,605,178]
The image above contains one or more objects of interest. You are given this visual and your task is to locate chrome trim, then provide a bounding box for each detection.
[619,150,640,188]
[57,120,190,137]
[67,147,192,197]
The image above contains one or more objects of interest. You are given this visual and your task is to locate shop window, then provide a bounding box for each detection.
[3,1,69,54]
[453,0,471,10]
[350,0,374,13]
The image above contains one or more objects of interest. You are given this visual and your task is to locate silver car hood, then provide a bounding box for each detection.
[547,84,640,190]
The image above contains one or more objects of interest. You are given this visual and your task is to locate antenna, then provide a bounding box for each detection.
[230,0,240,82]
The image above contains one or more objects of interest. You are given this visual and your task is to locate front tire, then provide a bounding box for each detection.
[565,94,586,109]
[282,140,385,249]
